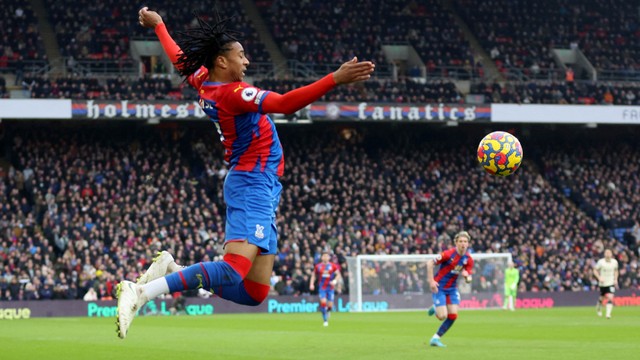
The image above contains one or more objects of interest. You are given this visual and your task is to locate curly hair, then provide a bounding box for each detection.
[174,10,242,77]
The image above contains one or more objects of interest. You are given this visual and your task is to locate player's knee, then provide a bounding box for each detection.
[242,279,270,306]
[447,314,458,321]
[320,299,327,307]
[224,253,253,279]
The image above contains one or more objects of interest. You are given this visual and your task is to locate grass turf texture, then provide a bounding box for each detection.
[2,307,639,359]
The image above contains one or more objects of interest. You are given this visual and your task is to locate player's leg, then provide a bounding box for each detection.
[319,291,329,325]
[222,253,274,305]
[430,291,448,320]
[511,291,517,311]
[596,290,604,316]
[116,241,259,339]
[116,172,274,339]
[212,177,280,306]
[136,250,182,285]
[605,291,614,319]
[430,292,459,347]
[506,289,516,311]
[325,290,335,326]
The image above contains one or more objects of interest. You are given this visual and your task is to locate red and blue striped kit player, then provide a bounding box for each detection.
[190,68,284,176]
[433,248,474,292]
[115,7,374,340]
[426,231,474,347]
[310,252,343,326]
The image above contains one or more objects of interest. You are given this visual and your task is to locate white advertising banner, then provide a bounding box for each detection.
[0,99,72,119]
[492,104,640,124]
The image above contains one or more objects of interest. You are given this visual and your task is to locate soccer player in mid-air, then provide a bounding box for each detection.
[426,231,474,347]
[503,260,519,311]
[115,7,375,339]
[593,249,619,319]
[309,251,343,327]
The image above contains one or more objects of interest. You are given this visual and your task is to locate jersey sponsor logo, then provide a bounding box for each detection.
[452,265,463,274]
[199,98,215,110]
[233,84,244,93]
[254,90,266,105]
[255,224,265,239]
[241,87,258,102]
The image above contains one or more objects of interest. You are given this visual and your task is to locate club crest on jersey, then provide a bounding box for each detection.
[255,224,265,239]
[241,87,258,102]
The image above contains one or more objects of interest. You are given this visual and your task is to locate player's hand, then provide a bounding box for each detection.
[138,7,163,29]
[332,57,375,85]
[429,280,439,293]
[309,284,314,291]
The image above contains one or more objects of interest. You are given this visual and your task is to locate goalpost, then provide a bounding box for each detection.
[346,253,512,312]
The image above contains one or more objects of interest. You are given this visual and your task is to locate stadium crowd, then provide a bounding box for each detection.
[0,126,638,301]
[45,0,269,64]
[258,0,477,75]
[19,73,640,106]
[0,0,46,63]
[455,0,640,76]
[471,81,640,105]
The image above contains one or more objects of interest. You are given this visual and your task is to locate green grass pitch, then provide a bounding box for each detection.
[2,307,639,359]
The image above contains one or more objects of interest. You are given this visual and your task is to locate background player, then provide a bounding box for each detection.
[426,231,474,347]
[503,260,519,311]
[309,251,343,327]
[593,249,619,319]
[115,7,374,339]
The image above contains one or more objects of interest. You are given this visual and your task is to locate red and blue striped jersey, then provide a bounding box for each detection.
[434,248,474,290]
[188,66,284,176]
[314,262,340,291]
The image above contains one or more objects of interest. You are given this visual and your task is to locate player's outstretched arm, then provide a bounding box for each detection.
[332,269,344,293]
[138,7,183,69]
[332,57,376,85]
[261,57,375,115]
[427,260,439,293]
[593,267,601,283]
[309,271,316,292]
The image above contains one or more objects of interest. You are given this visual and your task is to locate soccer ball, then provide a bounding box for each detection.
[477,131,523,176]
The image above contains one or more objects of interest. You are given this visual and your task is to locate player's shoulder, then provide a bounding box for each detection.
[224,82,263,102]
[444,248,458,256]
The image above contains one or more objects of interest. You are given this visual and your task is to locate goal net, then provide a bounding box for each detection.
[346,253,512,312]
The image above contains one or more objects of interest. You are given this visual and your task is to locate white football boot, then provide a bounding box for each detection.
[136,251,176,285]
[115,280,149,339]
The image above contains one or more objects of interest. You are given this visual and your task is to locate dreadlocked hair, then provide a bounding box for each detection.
[174,10,242,77]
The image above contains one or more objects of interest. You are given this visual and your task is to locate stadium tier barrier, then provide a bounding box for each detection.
[1,290,638,319]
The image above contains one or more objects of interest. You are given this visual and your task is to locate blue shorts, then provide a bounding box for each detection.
[432,288,461,307]
[318,289,335,302]
[224,171,282,255]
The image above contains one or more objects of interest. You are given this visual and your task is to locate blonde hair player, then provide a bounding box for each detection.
[593,249,619,319]
[426,231,474,347]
